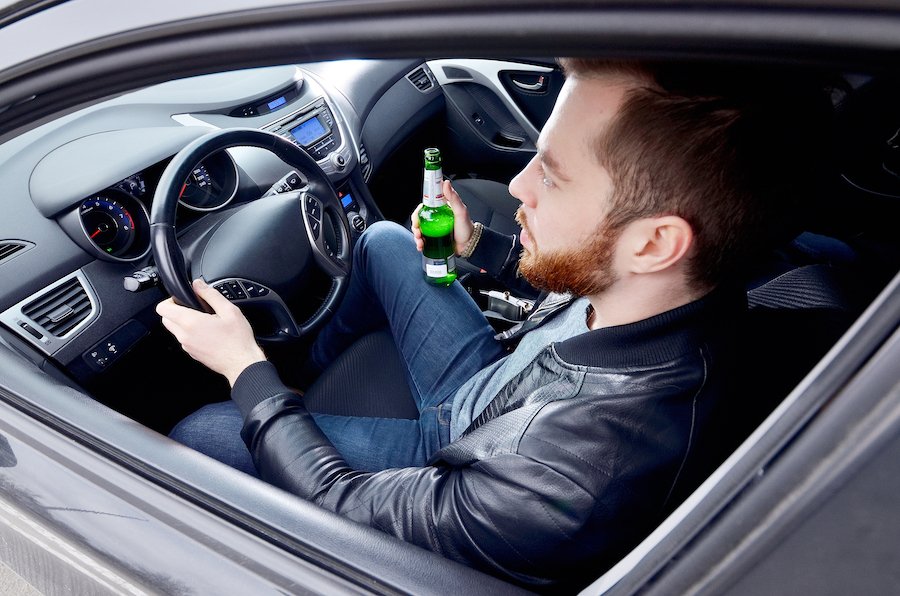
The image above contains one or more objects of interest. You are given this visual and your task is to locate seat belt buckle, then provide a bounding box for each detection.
[480,290,533,322]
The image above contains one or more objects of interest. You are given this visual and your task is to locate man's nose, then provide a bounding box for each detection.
[509,159,535,208]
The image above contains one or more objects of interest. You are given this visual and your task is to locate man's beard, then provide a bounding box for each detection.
[515,208,621,296]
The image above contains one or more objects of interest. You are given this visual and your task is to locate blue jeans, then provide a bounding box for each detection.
[170,221,505,474]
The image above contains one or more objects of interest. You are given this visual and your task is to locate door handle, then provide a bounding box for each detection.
[511,74,547,92]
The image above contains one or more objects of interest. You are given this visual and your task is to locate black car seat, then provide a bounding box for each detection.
[451,178,522,237]
[302,232,862,426]
[301,328,418,418]
[727,262,857,438]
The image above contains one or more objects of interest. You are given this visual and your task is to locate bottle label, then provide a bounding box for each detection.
[422,168,445,208]
[423,255,456,278]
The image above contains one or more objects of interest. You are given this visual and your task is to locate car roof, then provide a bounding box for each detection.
[2,0,900,72]
[0,0,312,72]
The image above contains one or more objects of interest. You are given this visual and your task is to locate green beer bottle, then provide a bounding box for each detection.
[418,148,457,286]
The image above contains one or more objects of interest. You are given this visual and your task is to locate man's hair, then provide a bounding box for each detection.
[559,58,832,289]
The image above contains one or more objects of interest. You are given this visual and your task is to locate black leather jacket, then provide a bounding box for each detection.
[232,227,746,589]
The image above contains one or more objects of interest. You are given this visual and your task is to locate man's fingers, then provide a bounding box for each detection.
[191,279,235,315]
[444,180,466,213]
[159,314,187,343]
[155,297,174,317]
[155,297,192,324]
[155,281,230,329]
[411,204,423,235]
[410,203,425,251]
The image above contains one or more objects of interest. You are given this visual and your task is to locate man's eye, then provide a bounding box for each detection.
[537,164,554,188]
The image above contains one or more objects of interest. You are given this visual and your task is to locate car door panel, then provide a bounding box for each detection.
[428,58,562,182]
[498,67,565,130]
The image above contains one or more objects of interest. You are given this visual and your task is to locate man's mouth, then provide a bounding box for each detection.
[515,208,533,250]
[520,226,532,249]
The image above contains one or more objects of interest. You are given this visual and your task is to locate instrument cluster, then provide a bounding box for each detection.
[76,150,239,261]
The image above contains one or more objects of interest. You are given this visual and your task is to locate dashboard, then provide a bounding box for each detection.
[0,59,443,383]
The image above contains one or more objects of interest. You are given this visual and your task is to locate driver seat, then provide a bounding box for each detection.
[300,243,858,425]
[302,329,419,419]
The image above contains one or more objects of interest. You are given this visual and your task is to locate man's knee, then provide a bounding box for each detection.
[356,220,417,266]
[169,401,239,449]
[359,220,412,249]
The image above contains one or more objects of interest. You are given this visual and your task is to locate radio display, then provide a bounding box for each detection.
[290,117,328,146]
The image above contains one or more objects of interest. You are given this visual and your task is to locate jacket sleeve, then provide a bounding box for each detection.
[464,225,536,297]
[232,364,596,587]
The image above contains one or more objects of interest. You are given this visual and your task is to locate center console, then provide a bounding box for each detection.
[261,92,371,237]
[263,97,354,176]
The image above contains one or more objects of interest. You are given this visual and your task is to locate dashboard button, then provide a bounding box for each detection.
[82,320,147,372]
[18,321,43,340]
[350,213,366,233]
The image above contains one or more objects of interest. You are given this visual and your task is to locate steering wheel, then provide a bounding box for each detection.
[150,128,351,341]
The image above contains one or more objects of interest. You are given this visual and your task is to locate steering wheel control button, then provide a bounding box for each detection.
[214,279,271,301]
[310,219,321,239]
[241,282,270,298]
[305,196,322,221]
[214,283,236,300]
[228,281,247,299]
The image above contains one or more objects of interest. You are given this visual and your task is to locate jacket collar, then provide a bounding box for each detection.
[554,284,747,368]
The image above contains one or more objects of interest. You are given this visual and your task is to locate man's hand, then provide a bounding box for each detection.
[411,180,475,254]
[156,279,267,387]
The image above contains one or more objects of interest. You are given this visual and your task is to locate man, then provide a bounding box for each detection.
[158,59,823,588]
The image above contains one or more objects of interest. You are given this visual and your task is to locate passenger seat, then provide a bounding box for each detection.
[452,178,522,237]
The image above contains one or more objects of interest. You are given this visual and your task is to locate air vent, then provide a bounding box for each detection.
[407,67,434,93]
[22,276,93,337]
[0,240,32,264]
[358,143,372,182]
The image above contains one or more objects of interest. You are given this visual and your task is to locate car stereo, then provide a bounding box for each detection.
[265,99,342,161]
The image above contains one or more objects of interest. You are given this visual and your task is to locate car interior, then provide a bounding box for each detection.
[0,54,898,589]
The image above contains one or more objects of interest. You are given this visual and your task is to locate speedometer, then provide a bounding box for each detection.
[78,190,150,260]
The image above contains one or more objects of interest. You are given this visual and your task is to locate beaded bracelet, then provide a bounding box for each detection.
[458,221,484,259]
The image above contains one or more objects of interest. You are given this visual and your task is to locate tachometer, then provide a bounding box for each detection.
[178,150,239,211]
[78,191,150,260]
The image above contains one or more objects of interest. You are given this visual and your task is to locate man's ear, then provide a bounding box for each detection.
[620,215,694,274]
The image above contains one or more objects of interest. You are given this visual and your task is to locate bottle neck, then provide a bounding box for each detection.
[422,166,445,208]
